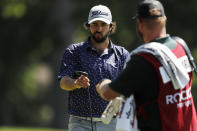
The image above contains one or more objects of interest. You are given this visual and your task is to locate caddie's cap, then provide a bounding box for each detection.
[88,5,112,24]
[133,0,165,19]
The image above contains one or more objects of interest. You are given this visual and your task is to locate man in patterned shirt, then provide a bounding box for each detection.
[58,5,129,131]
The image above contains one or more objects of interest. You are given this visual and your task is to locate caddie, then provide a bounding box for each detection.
[96,0,197,131]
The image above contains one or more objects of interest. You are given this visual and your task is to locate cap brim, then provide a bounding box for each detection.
[88,18,111,24]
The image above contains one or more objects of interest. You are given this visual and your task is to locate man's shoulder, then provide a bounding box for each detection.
[112,44,129,55]
[66,41,88,50]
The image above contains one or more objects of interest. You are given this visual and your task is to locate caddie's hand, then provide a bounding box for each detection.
[74,75,90,89]
[96,79,112,98]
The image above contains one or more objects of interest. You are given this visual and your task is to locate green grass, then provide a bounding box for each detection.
[0,127,65,131]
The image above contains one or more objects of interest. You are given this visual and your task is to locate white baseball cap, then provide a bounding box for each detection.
[88,5,112,24]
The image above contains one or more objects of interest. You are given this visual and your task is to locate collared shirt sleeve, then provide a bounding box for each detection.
[109,54,159,99]
[58,45,77,80]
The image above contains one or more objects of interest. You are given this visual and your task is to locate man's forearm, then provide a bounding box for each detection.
[60,76,80,91]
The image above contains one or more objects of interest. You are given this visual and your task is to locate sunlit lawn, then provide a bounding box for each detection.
[0,127,66,131]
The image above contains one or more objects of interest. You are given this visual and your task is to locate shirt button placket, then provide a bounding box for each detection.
[98,57,102,75]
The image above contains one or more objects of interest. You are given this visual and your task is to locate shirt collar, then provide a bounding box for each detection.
[85,36,114,53]
[150,34,171,43]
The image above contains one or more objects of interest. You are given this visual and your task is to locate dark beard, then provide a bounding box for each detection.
[91,31,110,43]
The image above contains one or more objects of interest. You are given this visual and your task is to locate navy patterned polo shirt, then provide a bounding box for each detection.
[58,37,129,117]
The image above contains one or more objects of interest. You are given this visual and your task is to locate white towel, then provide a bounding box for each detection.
[131,42,190,90]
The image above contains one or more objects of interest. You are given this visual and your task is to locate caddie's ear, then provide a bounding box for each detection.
[137,19,143,30]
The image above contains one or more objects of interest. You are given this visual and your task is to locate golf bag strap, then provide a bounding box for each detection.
[172,36,197,77]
